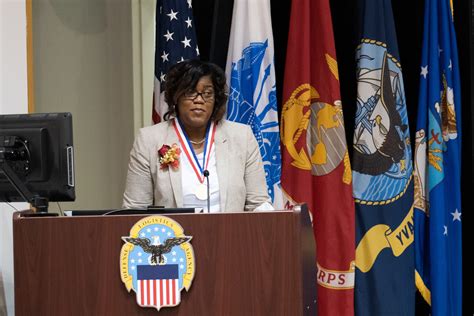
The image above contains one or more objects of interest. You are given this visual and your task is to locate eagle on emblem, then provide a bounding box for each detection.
[123,236,191,265]
[353,52,407,175]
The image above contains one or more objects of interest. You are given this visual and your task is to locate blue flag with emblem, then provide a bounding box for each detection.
[352,0,415,314]
[414,0,462,315]
[225,0,282,207]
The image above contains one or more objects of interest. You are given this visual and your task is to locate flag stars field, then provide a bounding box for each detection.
[153,1,199,128]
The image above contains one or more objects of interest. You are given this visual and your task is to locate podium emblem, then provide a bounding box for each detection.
[120,216,195,311]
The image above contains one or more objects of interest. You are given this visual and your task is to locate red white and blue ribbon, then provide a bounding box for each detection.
[173,118,216,184]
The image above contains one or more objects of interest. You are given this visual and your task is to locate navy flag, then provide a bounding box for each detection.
[414,0,462,315]
[352,0,415,314]
[153,0,199,123]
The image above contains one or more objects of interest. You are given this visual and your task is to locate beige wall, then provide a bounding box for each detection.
[0,1,154,314]
[0,3,28,113]
[32,0,143,211]
[0,1,29,314]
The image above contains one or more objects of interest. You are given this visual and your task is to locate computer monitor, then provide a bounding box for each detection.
[0,112,75,212]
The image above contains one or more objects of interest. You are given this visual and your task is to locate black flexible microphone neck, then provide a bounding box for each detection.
[203,170,210,213]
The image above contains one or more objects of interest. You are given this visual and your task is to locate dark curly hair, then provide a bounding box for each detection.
[163,59,228,121]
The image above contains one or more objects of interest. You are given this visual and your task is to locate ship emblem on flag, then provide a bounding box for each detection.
[120,216,195,311]
[353,1,415,313]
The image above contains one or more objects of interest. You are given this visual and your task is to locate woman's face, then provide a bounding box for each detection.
[177,75,215,130]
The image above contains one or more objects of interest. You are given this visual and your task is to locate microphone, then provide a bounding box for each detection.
[203,170,210,213]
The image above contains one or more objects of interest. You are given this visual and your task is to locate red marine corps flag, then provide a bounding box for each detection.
[280,0,355,315]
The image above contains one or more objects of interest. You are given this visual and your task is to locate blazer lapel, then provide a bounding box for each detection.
[164,121,183,207]
[215,123,229,211]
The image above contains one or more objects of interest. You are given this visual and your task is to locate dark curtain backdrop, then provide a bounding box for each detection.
[192,0,473,314]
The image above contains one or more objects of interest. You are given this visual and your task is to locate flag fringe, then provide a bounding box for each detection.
[415,270,432,306]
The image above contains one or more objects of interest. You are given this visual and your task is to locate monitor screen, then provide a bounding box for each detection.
[0,112,75,204]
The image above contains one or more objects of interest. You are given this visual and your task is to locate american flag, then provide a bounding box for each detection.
[136,264,180,310]
[153,0,200,124]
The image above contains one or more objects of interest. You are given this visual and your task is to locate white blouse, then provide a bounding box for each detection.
[181,146,220,212]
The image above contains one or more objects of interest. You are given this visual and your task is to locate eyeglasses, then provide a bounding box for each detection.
[183,90,215,102]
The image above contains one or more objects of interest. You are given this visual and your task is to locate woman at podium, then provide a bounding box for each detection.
[122,60,273,212]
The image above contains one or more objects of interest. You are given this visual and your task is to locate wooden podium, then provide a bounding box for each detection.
[13,208,316,315]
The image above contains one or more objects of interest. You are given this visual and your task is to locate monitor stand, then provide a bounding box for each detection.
[0,158,50,213]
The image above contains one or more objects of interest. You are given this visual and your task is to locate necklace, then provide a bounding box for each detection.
[189,138,206,145]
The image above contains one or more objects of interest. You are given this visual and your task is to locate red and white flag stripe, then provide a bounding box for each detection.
[136,279,180,310]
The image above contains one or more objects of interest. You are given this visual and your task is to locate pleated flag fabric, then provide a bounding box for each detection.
[280,0,355,314]
[225,0,283,207]
[152,0,200,124]
[414,0,463,314]
[352,0,415,314]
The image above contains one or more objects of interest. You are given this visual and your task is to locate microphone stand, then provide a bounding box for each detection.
[203,170,210,213]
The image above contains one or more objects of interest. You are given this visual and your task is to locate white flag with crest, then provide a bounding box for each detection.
[225,0,283,208]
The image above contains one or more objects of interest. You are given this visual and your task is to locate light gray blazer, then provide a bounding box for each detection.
[122,119,271,211]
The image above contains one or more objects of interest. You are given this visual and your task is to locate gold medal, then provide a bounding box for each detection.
[194,183,207,200]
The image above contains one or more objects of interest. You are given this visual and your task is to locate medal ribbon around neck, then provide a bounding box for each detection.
[173,118,216,183]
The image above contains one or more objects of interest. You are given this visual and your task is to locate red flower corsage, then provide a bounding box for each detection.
[158,143,181,170]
